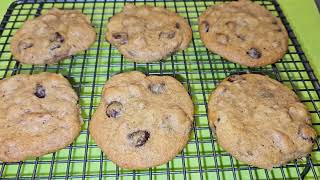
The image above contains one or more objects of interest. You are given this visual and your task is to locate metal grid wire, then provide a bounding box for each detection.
[0,0,319,179]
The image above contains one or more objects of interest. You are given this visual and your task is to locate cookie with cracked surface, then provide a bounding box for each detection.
[11,8,96,64]
[208,74,317,169]
[89,71,194,169]
[105,4,192,63]
[199,1,288,67]
[0,73,82,162]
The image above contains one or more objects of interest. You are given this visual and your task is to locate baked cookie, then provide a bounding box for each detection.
[208,74,317,169]
[199,1,288,67]
[106,4,192,63]
[0,73,82,162]
[89,71,194,169]
[11,8,96,64]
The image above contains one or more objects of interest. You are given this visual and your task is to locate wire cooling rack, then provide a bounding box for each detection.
[0,0,319,179]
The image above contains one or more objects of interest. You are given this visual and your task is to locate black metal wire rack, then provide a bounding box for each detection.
[0,0,319,179]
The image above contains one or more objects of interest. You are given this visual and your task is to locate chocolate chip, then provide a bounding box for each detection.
[18,39,33,50]
[113,33,125,39]
[106,101,123,118]
[217,118,221,122]
[272,20,278,25]
[159,31,176,39]
[112,32,128,45]
[276,28,282,32]
[227,76,236,82]
[48,32,64,51]
[203,21,209,32]
[148,82,166,94]
[51,32,64,43]
[246,48,262,59]
[34,84,46,98]
[227,75,244,82]
[175,22,180,29]
[127,130,150,147]
[298,124,316,143]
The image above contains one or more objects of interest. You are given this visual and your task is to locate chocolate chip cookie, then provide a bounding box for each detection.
[89,71,194,169]
[208,74,317,169]
[106,4,192,63]
[11,8,96,64]
[0,73,82,162]
[199,1,288,67]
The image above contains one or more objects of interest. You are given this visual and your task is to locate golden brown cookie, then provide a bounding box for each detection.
[199,1,288,67]
[89,71,194,169]
[208,74,317,169]
[11,8,96,64]
[106,4,192,63]
[0,73,82,162]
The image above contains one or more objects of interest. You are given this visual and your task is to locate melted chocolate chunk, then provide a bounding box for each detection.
[34,84,46,98]
[106,101,123,118]
[203,21,209,32]
[53,32,64,43]
[246,48,262,59]
[48,32,64,51]
[128,130,150,147]
[227,75,244,82]
[298,124,316,143]
[112,32,128,45]
[175,22,180,29]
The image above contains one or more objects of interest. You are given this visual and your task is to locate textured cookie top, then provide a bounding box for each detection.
[0,73,81,162]
[208,74,317,169]
[106,4,192,63]
[89,71,194,169]
[11,8,96,64]
[199,1,288,67]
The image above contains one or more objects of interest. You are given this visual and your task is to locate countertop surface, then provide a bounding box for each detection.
[0,0,319,80]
